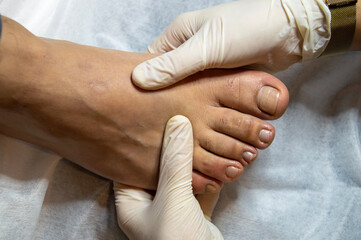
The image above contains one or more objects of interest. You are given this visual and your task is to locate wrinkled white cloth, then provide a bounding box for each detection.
[0,0,360,239]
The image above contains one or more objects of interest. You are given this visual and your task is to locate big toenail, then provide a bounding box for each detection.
[206,184,217,193]
[259,129,272,144]
[226,166,241,179]
[257,86,280,115]
[243,151,255,162]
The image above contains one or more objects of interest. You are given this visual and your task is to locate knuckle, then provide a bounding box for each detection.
[218,109,232,127]
[203,136,215,150]
[202,157,218,176]
[219,115,229,128]
[229,141,242,157]
[239,118,254,137]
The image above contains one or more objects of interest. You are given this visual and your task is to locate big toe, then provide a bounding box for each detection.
[204,69,289,120]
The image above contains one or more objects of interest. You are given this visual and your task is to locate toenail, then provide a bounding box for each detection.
[225,166,241,179]
[206,184,218,193]
[257,86,280,115]
[259,129,272,144]
[243,151,255,162]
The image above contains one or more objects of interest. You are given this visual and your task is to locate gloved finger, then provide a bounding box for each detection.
[114,182,154,202]
[154,115,194,203]
[113,182,153,226]
[196,192,220,221]
[132,32,206,90]
[147,11,202,54]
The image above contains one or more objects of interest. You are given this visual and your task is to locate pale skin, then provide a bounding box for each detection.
[0,16,290,193]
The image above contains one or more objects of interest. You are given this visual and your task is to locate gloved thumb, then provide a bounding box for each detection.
[113,183,153,238]
[153,115,222,240]
[132,34,205,90]
[114,115,194,221]
[153,115,194,204]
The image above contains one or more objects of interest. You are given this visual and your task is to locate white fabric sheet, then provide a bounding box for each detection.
[0,0,360,239]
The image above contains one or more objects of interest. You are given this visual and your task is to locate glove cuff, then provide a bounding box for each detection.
[322,0,358,56]
[282,0,331,61]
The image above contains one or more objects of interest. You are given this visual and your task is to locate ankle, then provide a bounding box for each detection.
[0,16,50,108]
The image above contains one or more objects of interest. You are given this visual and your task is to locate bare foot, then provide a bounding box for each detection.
[1,34,288,193]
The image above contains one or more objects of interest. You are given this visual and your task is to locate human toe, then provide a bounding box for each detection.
[211,69,289,120]
[198,129,258,165]
[210,108,276,149]
[192,171,223,194]
[193,145,244,182]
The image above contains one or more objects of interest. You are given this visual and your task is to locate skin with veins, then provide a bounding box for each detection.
[0,17,289,193]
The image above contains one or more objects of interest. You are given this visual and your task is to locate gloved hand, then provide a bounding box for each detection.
[113,115,223,240]
[132,0,331,90]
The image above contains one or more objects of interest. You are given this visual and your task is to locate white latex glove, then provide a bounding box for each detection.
[113,115,223,240]
[132,0,331,90]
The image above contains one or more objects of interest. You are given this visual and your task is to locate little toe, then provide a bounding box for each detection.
[210,107,276,149]
[193,145,244,182]
[192,171,223,195]
[209,69,289,120]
